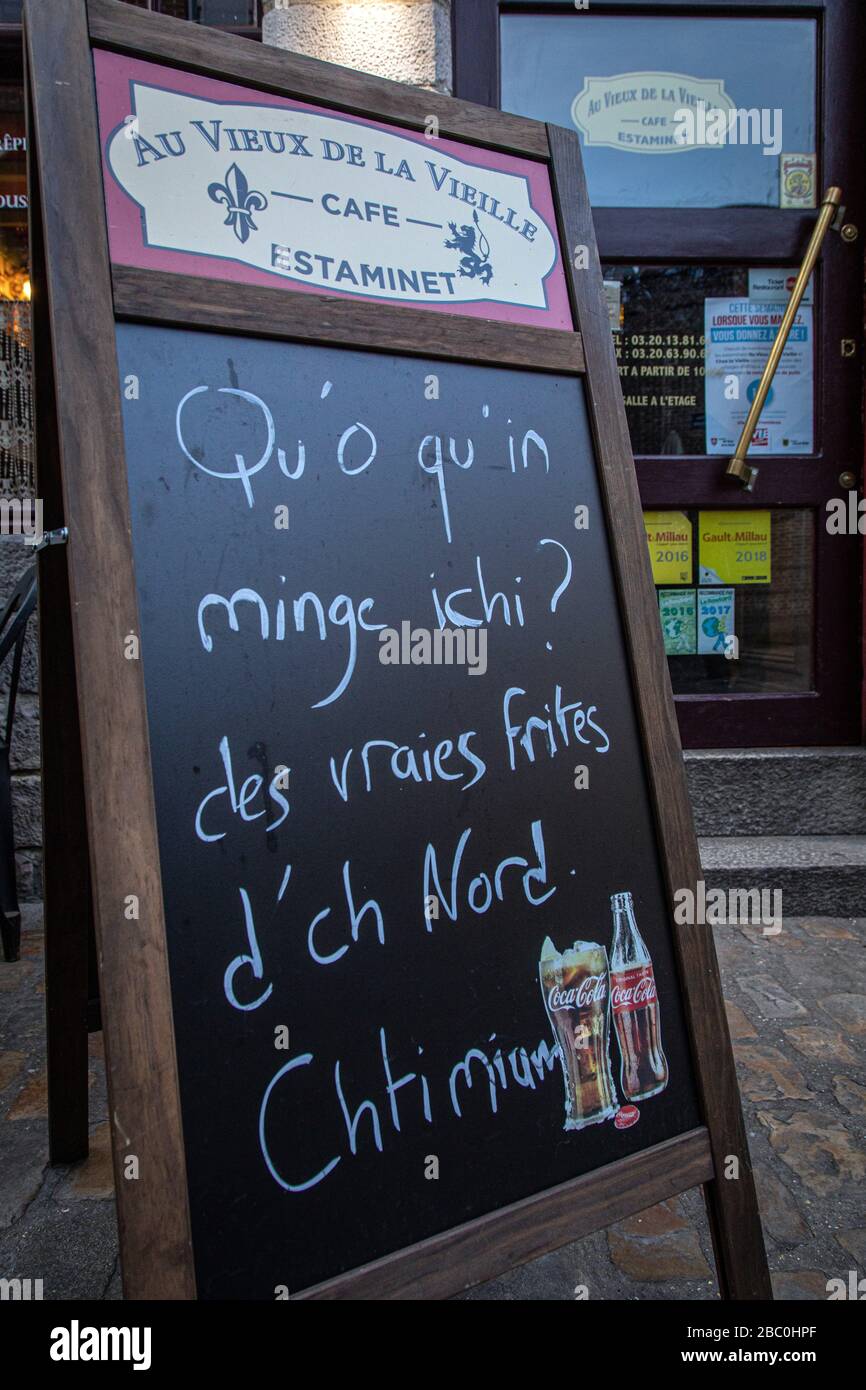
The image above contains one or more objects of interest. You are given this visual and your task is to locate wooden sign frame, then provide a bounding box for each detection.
[25,0,770,1301]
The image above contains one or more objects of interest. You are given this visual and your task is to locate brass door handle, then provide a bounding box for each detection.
[726,186,843,491]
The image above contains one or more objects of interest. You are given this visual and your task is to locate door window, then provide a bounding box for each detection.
[650,508,814,695]
[603,264,816,457]
[501,13,817,208]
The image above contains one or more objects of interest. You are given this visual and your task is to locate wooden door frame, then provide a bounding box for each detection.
[453,0,865,749]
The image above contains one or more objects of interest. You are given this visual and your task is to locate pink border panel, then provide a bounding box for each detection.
[94,50,573,332]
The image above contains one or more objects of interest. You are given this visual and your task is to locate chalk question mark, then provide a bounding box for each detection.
[539,538,573,613]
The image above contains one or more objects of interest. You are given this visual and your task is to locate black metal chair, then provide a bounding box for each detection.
[0,563,37,962]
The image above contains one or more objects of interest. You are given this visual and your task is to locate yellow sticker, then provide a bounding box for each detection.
[644,511,692,585]
[699,511,771,585]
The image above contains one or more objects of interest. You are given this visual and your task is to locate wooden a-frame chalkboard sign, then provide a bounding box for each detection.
[25,0,771,1300]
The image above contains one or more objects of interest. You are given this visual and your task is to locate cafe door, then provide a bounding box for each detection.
[454,0,864,748]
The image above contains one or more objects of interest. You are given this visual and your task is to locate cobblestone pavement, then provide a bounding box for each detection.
[1,907,864,1301]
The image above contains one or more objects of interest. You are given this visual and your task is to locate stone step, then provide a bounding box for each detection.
[699,835,866,917]
[685,748,866,836]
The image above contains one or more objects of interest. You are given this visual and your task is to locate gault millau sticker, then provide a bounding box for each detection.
[644,511,692,586]
[699,511,771,585]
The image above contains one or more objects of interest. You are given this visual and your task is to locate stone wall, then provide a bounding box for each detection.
[0,539,40,902]
[262,0,453,92]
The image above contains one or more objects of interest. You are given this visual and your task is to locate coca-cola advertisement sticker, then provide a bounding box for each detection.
[539,891,669,1134]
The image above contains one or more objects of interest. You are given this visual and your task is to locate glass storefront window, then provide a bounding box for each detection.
[501,13,817,208]
[123,1,260,21]
[0,75,31,497]
[651,508,814,695]
[602,264,815,458]
[150,1,259,21]
[194,1,258,21]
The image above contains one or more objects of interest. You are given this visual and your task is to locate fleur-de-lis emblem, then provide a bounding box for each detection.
[208,162,268,244]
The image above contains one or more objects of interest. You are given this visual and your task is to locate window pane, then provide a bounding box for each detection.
[651,509,814,695]
[0,1,22,19]
[501,14,817,208]
[194,1,258,22]
[0,78,33,497]
[602,264,815,457]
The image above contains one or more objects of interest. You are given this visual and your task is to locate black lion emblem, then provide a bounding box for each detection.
[444,209,493,285]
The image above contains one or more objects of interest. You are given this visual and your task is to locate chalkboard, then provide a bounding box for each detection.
[27,0,770,1302]
[118,324,702,1297]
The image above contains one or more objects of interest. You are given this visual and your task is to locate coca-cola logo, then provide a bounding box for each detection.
[547,975,607,1012]
[610,968,657,1011]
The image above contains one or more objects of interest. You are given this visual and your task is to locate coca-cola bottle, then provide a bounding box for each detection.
[609,892,668,1101]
